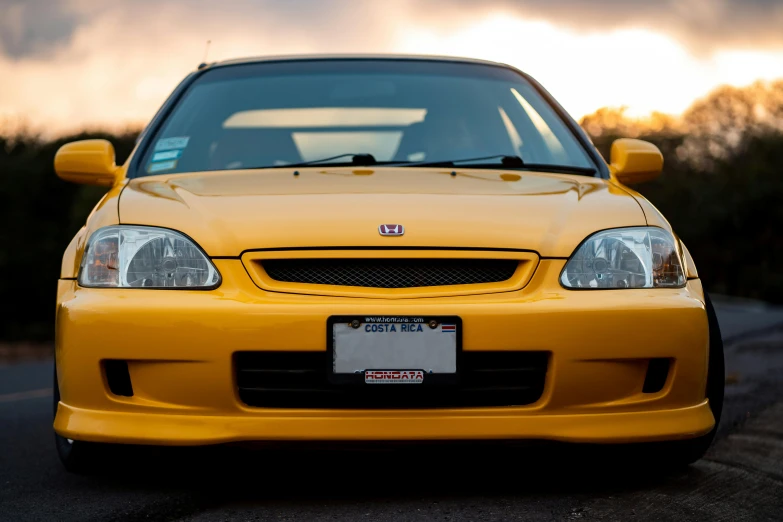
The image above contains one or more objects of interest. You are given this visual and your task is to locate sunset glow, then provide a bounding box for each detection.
[1,1,782,135]
[395,14,783,118]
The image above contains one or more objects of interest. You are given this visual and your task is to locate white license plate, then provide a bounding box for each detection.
[331,317,458,381]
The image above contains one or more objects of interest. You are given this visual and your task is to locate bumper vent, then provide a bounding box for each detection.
[235,351,548,409]
[642,358,671,393]
[104,360,133,397]
[261,258,518,288]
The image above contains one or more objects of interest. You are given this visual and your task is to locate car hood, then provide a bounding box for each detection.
[119,167,645,257]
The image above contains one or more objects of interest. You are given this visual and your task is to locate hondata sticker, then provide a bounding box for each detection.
[152,149,183,162]
[365,370,424,384]
[147,160,178,173]
[154,137,190,151]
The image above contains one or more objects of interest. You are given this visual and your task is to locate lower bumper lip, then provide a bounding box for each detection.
[54,400,715,445]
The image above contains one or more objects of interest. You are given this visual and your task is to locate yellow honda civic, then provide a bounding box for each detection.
[53,55,723,472]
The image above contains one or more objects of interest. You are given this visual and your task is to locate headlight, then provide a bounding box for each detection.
[78,226,221,289]
[560,227,685,289]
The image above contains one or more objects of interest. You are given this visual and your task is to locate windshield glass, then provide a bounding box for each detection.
[138,60,594,176]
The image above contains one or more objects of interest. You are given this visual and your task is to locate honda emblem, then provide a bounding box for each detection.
[378,224,404,236]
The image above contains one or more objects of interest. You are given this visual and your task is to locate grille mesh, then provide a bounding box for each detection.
[261,259,518,288]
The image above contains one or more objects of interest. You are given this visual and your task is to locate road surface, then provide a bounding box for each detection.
[1,297,782,521]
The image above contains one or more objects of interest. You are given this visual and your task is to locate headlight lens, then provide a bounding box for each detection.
[79,226,221,288]
[560,227,685,289]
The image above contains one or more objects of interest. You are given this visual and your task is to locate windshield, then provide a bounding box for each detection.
[138,60,595,177]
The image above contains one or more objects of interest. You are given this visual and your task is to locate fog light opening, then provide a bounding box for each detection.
[642,358,671,394]
[104,360,134,397]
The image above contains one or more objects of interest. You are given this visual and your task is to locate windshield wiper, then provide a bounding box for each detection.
[389,154,596,175]
[390,154,524,168]
[244,153,378,170]
[241,152,595,176]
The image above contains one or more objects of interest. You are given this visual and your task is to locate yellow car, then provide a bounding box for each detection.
[53,55,724,472]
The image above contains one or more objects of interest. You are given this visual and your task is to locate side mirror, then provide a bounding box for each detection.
[609,138,663,185]
[54,139,120,186]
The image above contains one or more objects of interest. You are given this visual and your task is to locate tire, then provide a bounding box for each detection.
[671,292,725,462]
[53,365,103,473]
[641,292,725,468]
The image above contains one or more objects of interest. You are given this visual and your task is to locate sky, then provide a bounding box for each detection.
[2,0,783,135]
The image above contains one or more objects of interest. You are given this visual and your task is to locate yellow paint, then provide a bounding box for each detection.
[609,138,664,185]
[56,401,713,445]
[54,136,712,445]
[55,255,713,444]
[54,139,120,186]
[118,167,648,257]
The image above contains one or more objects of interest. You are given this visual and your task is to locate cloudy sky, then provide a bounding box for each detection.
[2,0,783,134]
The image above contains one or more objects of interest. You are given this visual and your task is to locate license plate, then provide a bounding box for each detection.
[328,316,461,385]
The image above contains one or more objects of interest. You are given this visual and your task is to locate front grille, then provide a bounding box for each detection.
[236,351,548,409]
[261,259,518,288]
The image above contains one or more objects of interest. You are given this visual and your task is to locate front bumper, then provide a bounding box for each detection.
[54,259,714,445]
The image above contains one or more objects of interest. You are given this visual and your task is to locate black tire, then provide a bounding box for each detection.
[53,365,103,473]
[673,293,725,461]
[643,292,725,468]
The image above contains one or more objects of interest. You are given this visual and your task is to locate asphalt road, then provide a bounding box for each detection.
[1,299,782,521]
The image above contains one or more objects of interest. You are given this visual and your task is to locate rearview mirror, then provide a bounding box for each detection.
[54,139,119,186]
[609,138,663,185]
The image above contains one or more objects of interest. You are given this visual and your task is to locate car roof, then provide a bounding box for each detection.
[203,54,513,71]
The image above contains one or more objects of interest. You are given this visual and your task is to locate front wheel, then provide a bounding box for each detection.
[53,366,104,473]
[639,292,725,468]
